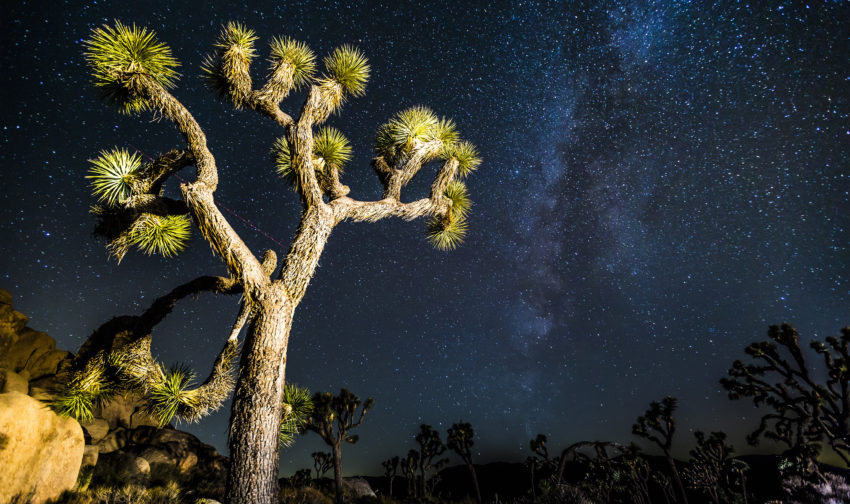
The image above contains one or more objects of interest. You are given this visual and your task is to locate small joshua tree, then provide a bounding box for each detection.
[305,389,374,504]
[73,19,480,504]
[415,424,449,497]
[382,455,399,498]
[632,396,689,504]
[447,422,482,504]
[721,324,850,469]
[681,431,740,504]
[313,451,333,481]
[402,449,420,497]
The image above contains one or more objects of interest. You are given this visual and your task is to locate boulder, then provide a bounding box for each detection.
[27,349,71,380]
[0,368,28,394]
[343,477,377,499]
[93,451,150,486]
[96,426,130,454]
[0,391,84,504]
[82,445,99,468]
[0,291,29,363]
[4,327,55,374]
[81,418,110,444]
[123,425,228,484]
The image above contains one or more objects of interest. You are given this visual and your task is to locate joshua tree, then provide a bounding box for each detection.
[415,424,449,497]
[681,431,740,504]
[721,324,850,469]
[305,389,374,504]
[632,396,689,504]
[382,455,399,498]
[74,19,480,504]
[447,422,482,504]
[402,449,420,497]
[313,451,333,481]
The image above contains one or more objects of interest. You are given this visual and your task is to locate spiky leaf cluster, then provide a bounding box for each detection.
[146,364,198,427]
[201,22,258,102]
[269,36,316,89]
[272,127,352,185]
[426,181,471,251]
[314,127,352,172]
[441,140,482,178]
[87,148,142,206]
[215,22,258,56]
[128,213,192,257]
[279,383,314,448]
[50,359,115,422]
[376,107,459,163]
[84,21,179,114]
[322,45,370,98]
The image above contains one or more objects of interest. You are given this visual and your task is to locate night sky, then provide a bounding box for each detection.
[2,0,848,475]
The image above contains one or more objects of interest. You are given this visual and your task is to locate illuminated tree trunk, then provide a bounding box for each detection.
[332,441,344,504]
[226,284,293,504]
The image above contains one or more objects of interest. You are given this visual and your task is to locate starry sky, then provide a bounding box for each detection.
[2,0,848,475]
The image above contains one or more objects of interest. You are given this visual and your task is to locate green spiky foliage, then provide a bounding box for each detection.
[313,127,352,172]
[146,364,198,427]
[50,358,115,422]
[201,22,258,102]
[442,140,482,178]
[273,127,352,185]
[215,22,258,56]
[84,21,179,114]
[87,148,142,206]
[427,213,467,251]
[269,36,317,89]
[444,180,471,219]
[375,106,459,165]
[271,136,295,185]
[322,45,370,98]
[279,383,314,448]
[128,213,192,257]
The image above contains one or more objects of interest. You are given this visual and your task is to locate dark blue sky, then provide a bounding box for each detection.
[2,0,848,474]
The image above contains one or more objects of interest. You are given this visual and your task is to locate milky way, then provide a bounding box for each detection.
[2,0,847,474]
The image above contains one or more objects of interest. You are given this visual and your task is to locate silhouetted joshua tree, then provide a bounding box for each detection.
[382,455,399,498]
[306,389,374,504]
[416,424,449,497]
[681,431,744,504]
[632,396,689,504]
[447,422,482,504]
[313,451,333,481]
[721,324,850,469]
[402,449,420,497]
[71,18,480,504]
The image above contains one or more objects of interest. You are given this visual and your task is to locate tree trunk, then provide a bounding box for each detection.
[467,461,482,504]
[666,454,689,504]
[225,286,293,504]
[332,441,344,504]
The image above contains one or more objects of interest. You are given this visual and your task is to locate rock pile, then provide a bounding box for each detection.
[0,289,228,501]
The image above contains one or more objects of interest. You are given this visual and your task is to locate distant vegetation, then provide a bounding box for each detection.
[42,323,848,503]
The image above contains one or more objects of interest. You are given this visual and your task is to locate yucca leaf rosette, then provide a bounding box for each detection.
[280,384,314,447]
[268,36,317,89]
[128,213,192,257]
[146,364,198,427]
[273,127,352,185]
[313,45,370,121]
[202,22,258,104]
[87,148,142,206]
[441,140,481,178]
[376,107,459,164]
[427,180,471,251]
[313,127,352,172]
[84,21,180,114]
